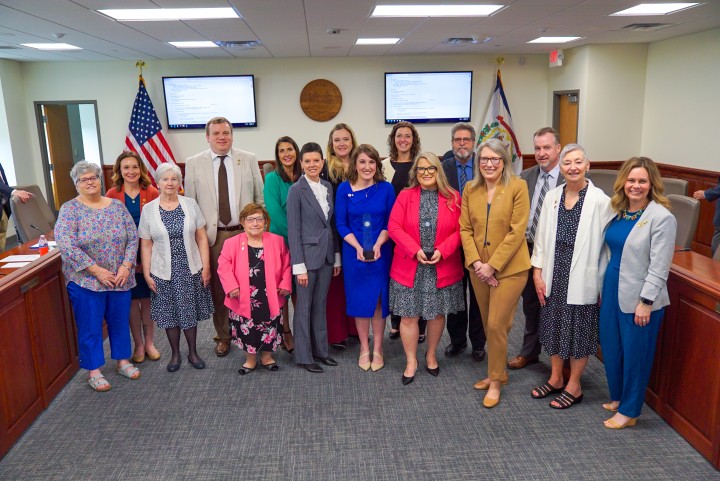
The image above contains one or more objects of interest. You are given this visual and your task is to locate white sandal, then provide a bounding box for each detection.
[87,374,111,392]
[116,363,141,380]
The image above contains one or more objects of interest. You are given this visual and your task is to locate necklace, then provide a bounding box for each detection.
[620,207,645,221]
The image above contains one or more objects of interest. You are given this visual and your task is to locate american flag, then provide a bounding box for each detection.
[125,76,176,179]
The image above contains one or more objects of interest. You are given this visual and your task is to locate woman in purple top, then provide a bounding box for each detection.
[55,161,140,392]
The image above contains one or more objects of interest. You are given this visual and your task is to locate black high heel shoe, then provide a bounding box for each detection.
[402,373,415,385]
[425,354,439,376]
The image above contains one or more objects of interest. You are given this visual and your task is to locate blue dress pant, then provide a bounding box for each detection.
[599,303,664,418]
[67,282,132,370]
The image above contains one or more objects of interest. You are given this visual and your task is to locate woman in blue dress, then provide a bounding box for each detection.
[336,144,395,372]
[599,157,676,429]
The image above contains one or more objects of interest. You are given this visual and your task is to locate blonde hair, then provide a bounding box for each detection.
[470,138,514,188]
[407,152,459,210]
[325,123,358,183]
[611,157,670,213]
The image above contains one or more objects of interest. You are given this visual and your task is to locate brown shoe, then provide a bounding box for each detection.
[507,355,539,370]
[215,340,231,357]
[473,375,509,390]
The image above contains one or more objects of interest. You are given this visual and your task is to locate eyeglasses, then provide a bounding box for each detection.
[452,137,474,144]
[244,216,265,224]
[479,157,502,166]
[76,175,100,186]
[416,166,438,175]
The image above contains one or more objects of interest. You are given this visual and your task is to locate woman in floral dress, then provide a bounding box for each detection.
[218,203,292,373]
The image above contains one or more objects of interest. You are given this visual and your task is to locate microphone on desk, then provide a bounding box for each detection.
[674,247,691,252]
[30,224,54,240]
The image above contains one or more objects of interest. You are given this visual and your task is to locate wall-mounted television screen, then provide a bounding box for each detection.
[385,71,473,124]
[162,75,257,129]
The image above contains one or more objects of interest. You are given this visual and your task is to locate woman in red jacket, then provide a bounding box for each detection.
[105,151,160,363]
[388,152,465,385]
[217,203,292,373]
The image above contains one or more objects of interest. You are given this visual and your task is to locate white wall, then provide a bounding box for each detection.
[19,54,548,170]
[641,28,720,169]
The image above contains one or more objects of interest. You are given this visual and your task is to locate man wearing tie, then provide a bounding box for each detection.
[441,122,487,362]
[0,162,33,251]
[507,127,563,370]
[184,117,264,357]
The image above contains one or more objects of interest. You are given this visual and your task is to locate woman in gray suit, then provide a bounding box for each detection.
[287,142,342,373]
[599,157,676,429]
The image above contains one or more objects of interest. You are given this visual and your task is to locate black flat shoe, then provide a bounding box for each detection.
[444,343,467,357]
[330,341,347,351]
[313,356,338,366]
[166,359,181,372]
[389,329,400,340]
[187,356,205,370]
[418,334,426,344]
[238,365,257,375]
[425,365,440,377]
[262,362,279,371]
[472,348,486,362]
[402,374,415,385]
[299,363,324,373]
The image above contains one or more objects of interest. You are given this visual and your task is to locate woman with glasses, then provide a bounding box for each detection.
[460,139,530,408]
[55,161,141,391]
[105,151,161,364]
[138,163,214,373]
[388,153,465,385]
[217,203,292,373]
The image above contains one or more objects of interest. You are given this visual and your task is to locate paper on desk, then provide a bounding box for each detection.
[0,254,41,262]
[2,262,32,268]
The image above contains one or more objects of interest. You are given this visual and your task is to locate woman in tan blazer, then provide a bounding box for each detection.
[460,138,530,408]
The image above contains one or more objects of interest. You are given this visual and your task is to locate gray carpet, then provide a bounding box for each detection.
[1,302,718,481]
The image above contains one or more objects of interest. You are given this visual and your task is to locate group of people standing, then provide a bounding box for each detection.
[54,117,677,430]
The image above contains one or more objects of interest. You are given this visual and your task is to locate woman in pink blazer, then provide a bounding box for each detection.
[388,152,466,385]
[217,203,292,373]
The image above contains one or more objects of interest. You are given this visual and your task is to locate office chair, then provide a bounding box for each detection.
[9,184,56,243]
[262,161,276,181]
[587,169,617,198]
[662,177,688,196]
[667,194,700,250]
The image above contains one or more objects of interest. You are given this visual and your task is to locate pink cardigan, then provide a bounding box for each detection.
[217,232,292,319]
[388,186,464,289]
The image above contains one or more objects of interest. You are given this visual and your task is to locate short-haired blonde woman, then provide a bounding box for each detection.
[217,203,292,373]
[599,157,676,429]
[55,161,140,391]
[139,163,214,373]
[460,139,530,408]
[105,151,160,364]
[388,152,465,384]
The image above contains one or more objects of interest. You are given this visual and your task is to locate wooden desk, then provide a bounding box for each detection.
[0,238,78,459]
[647,250,720,469]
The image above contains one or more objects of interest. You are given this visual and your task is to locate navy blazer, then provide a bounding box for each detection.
[704,176,720,228]
[286,176,338,271]
[0,163,14,217]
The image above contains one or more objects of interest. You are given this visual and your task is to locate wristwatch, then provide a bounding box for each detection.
[639,297,653,306]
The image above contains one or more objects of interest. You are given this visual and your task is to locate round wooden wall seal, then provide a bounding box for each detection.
[300,79,342,122]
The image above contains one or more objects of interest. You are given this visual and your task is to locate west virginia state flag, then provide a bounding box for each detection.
[477,70,522,174]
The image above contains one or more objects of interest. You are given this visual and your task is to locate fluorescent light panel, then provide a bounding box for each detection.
[611,3,699,16]
[528,37,582,44]
[99,8,239,21]
[372,5,504,17]
[22,43,82,50]
[356,38,400,45]
[169,41,218,48]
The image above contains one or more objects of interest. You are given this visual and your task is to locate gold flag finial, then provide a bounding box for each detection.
[496,56,505,67]
[135,60,146,76]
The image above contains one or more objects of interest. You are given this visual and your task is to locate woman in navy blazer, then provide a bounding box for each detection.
[599,157,676,429]
[388,153,465,384]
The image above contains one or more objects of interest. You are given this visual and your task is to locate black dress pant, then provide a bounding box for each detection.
[446,268,485,349]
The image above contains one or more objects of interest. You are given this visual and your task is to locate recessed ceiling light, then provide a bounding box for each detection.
[355,38,400,45]
[611,3,699,16]
[527,37,582,44]
[372,5,504,17]
[98,8,239,21]
[168,41,218,48]
[22,43,82,50]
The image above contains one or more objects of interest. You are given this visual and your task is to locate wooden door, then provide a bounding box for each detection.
[44,105,75,210]
[553,91,579,146]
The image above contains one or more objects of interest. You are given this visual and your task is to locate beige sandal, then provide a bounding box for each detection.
[88,374,111,392]
[116,363,141,380]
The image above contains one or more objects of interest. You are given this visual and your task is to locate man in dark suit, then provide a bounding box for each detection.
[693,177,720,255]
[0,162,33,251]
[441,122,487,361]
[507,127,564,370]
